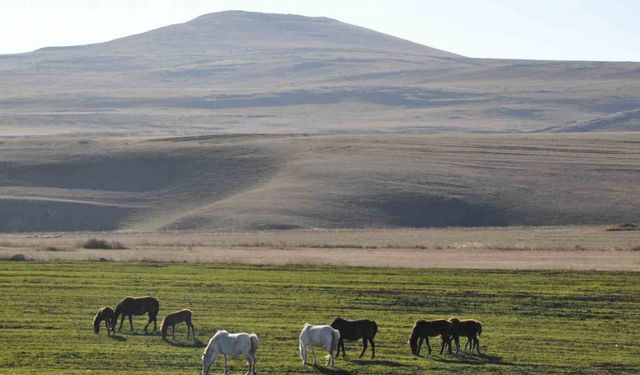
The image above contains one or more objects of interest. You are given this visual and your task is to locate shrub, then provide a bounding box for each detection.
[81,239,126,250]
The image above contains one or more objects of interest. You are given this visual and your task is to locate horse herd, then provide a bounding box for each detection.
[94,296,483,374]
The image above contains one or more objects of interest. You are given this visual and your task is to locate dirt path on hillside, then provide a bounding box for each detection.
[3,247,639,271]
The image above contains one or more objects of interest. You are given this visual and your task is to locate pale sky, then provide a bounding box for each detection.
[1,0,639,61]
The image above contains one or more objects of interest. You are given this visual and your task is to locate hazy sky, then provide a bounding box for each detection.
[1,0,639,61]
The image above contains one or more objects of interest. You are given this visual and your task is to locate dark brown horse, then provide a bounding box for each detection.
[449,318,482,354]
[409,319,452,355]
[113,296,159,332]
[330,317,378,359]
[161,309,195,341]
[93,306,115,335]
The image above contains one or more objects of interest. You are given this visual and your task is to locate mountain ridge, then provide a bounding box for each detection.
[0,10,639,135]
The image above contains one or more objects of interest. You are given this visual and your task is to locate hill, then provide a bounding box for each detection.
[1,133,639,232]
[1,11,639,135]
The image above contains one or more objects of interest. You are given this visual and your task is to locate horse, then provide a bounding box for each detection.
[449,318,482,354]
[409,319,452,355]
[201,330,259,375]
[113,296,159,332]
[161,309,195,341]
[330,317,378,359]
[93,306,115,335]
[299,323,340,368]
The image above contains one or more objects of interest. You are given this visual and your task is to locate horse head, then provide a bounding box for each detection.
[201,338,217,375]
[330,317,344,329]
[93,313,101,334]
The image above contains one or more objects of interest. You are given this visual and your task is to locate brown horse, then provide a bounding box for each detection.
[113,296,159,332]
[93,306,115,335]
[161,309,195,341]
[330,317,378,359]
[409,319,452,355]
[449,318,482,354]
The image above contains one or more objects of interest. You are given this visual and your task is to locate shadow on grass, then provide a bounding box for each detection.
[164,337,206,348]
[431,352,515,366]
[313,364,352,374]
[349,359,409,367]
[106,334,127,342]
[123,330,159,336]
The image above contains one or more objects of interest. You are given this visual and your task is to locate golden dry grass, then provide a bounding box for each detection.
[1,226,639,270]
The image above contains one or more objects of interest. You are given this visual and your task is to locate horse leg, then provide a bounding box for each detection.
[370,338,375,359]
[416,337,423,355]
[475,337,481,354]
[129,315,133,331]
[426,336,432,355]
[223,354,228,375]
[117,314,124,332]
[311,345,316,365]
[251,353,257,375]
[245,354,252,375]
[172,324,175,340]
[359,337,368,358]
[337,338,344,358]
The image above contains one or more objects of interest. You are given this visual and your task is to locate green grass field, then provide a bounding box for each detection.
[1,261,639,374]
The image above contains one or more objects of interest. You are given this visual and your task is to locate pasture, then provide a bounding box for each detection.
[1,261,639,374]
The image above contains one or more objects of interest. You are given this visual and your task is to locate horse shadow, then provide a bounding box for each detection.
[312,365,353,375]
[124,330,159,337]
[349,359,409,367]
[431,352,513,366]
[107,334,127,342]
[165,337,205,348]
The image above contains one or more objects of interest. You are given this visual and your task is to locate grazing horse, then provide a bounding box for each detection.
[409,319,452,355]
[93,306,115,335]
[113,296,159,332]
[161,309,195,341]
[299,323,340,368]
[330,317,378,359]
[449,318,482,354]
[201,330,259,375]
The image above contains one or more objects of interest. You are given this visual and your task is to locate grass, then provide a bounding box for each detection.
[1,262,639,374]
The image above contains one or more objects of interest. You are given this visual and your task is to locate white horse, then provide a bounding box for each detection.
[202,330,259,375]
[299,323,340,368]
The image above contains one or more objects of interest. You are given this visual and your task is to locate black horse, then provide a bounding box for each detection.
[113,296,160,332]
[409,319,452,355]
[93,306,115,335]
[330,317,378,359]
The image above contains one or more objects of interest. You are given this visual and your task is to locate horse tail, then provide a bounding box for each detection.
[151,298,160,318]
[299,338,305,361]
[331,328,340,355]
[112,304,121,328]
[477,321,482,337]
[250,334,259,355]
[372,320,378,338]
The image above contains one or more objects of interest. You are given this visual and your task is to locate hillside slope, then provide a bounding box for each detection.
[1,11,639,135]
[1,133,639,232]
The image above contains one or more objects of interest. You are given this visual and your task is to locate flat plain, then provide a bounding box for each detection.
[1,226,640,270]
[1,261,639,374]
